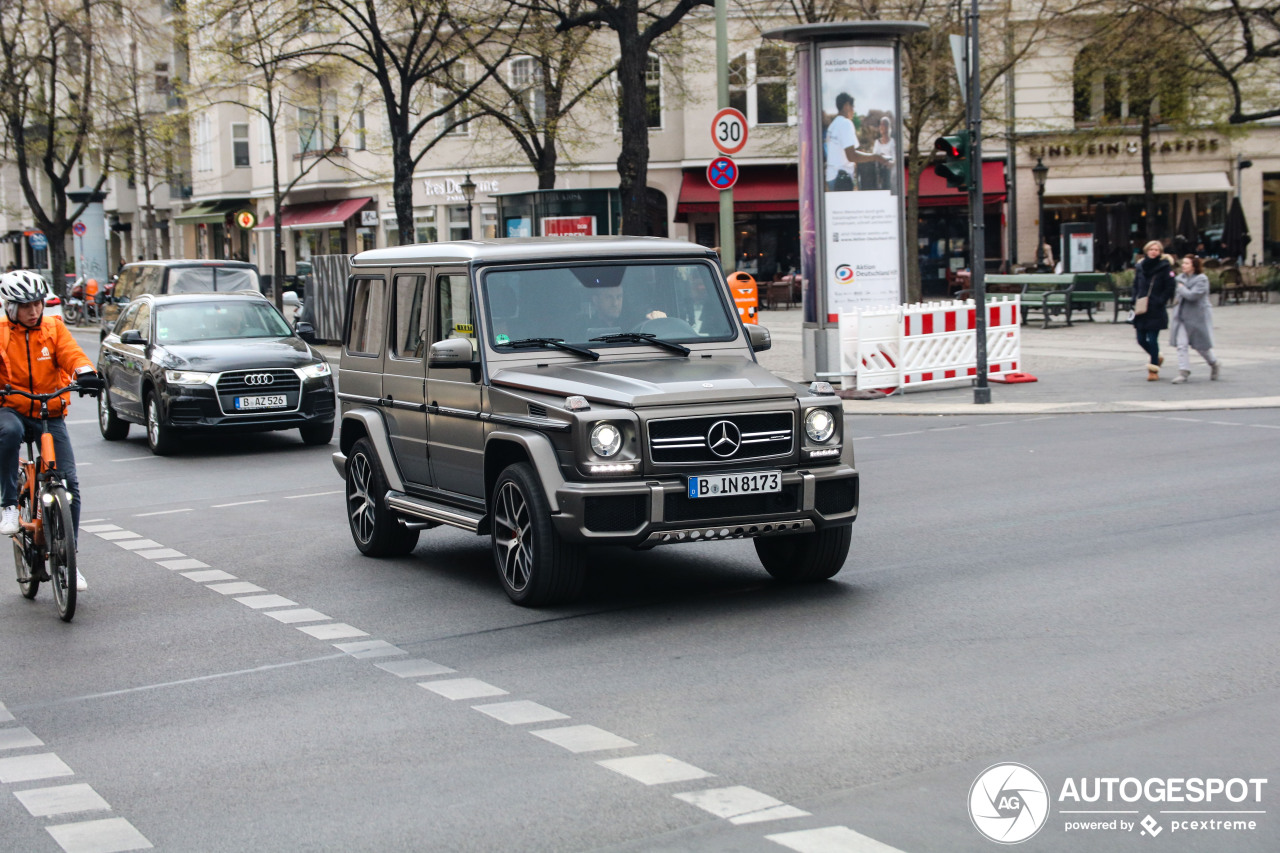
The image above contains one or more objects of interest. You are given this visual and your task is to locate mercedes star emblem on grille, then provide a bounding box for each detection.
[243,373,275,386]
[706,420,741,457]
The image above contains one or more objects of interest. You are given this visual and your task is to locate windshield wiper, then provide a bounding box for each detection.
[589,332,690,356]
[504,337,600,360]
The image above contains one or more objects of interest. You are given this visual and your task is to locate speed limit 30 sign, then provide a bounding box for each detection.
[711,107,748,156]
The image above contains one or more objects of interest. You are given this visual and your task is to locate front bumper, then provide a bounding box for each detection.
[160,380,336,433]
[551,463,858,546]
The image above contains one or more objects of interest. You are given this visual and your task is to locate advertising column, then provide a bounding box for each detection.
[767,22,925,382]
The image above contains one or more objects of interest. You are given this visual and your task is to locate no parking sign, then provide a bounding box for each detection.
[706,157,738,191]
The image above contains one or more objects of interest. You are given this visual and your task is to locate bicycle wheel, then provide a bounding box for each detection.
[46,486,77,622]
[12,476,40,599]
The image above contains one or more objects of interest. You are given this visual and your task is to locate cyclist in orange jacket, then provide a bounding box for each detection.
[0,271,103,590]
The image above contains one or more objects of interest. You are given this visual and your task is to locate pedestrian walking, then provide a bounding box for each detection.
[1132,240,1176,381]
[1168,254,1220,384]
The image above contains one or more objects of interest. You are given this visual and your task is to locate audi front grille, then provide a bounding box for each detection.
[214,369,303,415]
[647,411,794,465]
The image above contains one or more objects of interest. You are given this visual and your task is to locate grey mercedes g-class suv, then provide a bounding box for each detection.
[333,237,858,606]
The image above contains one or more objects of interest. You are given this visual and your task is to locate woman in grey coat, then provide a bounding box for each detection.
[1169,254,1220,384]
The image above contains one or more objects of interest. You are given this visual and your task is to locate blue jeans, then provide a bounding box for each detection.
[1135,328,1161,366]
[0,409,81,538]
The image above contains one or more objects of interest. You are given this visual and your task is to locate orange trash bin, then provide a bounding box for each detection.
[726,271,758,325]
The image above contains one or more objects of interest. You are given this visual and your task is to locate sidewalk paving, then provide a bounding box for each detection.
[753,301,1280,415]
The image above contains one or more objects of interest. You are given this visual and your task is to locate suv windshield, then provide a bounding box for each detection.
[156,301,292,343]
[482,261,735,348]
[169,266,260,293]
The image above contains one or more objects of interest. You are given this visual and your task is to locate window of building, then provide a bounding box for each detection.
[195,113,212,171]
[448,205,471,241]
[298,107,320,154]
[231,123,249,167]
[259,110,272,162]
[385,211,438,247]
[355,109,366,151]
[510,56,546,126]
[755,46,789,125]
[645,55,662,129]
[729,54,748,116]
[325,93,340,149]
[444,65,471,136]
[1073,45,1186,126]
[154,62,170,94]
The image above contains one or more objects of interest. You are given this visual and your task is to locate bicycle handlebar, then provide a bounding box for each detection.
[0,383,86,403]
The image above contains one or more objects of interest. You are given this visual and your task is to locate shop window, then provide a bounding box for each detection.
[1264,174,1280,264]
[448,205,471,241]
[231,123,249,167]
[481,205,498,239]
[416,210,438,243]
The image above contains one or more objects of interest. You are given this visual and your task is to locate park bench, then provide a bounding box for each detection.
[984,274,1074,328]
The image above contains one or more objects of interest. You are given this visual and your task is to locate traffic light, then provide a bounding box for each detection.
[933,132,971,191]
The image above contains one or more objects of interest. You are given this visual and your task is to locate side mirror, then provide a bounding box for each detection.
[746,323,771,352]
[294,321,316,343]
[119,329,147,346]
[282,291,301,307]
[428,337,477,368]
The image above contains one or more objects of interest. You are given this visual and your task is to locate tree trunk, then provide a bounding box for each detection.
[1140,112,1155,242]
[536,141,558,190]
[614,20,651,235]
[392,122,416,245]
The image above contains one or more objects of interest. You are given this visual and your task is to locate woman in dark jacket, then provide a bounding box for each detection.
[1132,240,1176,381]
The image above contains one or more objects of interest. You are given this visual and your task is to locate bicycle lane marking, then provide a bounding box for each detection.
[0,702,152,852]
[80,518,914,851]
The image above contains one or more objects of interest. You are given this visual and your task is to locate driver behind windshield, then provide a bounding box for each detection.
[584,286,666,333]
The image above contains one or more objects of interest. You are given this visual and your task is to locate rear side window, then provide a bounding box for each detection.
[114,269,140,301]
[214,268,259,291]
[347,277,385,356]
[391,274,428,360]
[138,265,164,295]
[168,267,214,293]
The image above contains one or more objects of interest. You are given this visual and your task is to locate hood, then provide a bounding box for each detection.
[490,356,798,407]
[155,337,319,372]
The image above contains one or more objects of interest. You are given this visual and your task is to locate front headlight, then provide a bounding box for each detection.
[297,361,332,379]
[164,370,212,386]
[804,407,836,443]
[590,422,623,458]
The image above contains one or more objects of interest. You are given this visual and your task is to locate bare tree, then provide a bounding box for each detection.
[0,0,117,290]
[315,0,514,244]
[190,0,356,306]
[537,0,713,234]
[455,1,616,190]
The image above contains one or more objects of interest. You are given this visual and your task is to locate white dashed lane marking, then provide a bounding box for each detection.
[95,531,140,541]
[333,640,406,659]
[208,582,266,596]
[14,783,111,817]
[0,700,13,723]
[46,817,153,853]
[297,623,368,641]
[134,549,185,559]
[0,726,44,750]
[133,508,193,517]
[211,499,268,508]
[114,539,163,551]
[472,701,569,726]
[374,659,455,678]
[263,608,330,624]
[419,679,509,701]
[0,753,75,783]
[79,524,120,534]
[158,559,208,571]
[283,490,343,499]
[180,570,236,583]
[676,786,809,824]
[598,754,714,786]
[767,825,909,852]
[235,594,298,610]
[530,725,636,754]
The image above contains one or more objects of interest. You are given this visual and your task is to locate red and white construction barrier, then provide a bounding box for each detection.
[838,296,1022,392]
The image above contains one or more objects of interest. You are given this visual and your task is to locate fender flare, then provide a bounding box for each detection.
[486,427,566,513]
[339,407,405,492]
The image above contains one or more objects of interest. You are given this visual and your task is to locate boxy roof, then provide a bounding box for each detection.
[351,236,717,267]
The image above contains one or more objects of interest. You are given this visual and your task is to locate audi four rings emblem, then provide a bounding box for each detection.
[706,420,741,457]
[243,373,275,386]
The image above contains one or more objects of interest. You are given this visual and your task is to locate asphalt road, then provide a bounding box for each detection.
[1,363,1277,852]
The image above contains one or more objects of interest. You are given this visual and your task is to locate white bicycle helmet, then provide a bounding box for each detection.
[0,270,49,323]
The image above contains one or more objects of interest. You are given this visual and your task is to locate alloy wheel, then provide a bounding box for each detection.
[346,453,376,545]
[493,481,533,593]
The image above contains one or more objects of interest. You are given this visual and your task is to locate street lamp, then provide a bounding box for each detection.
[1235,153,1252,201]
[1032,157,1048,270]
[459,173,476,240]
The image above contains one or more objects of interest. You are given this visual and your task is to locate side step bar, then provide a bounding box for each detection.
[385,492,487,533]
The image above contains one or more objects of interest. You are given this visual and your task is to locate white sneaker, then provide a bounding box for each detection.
[76,571,87,592]
[0,506,18,536]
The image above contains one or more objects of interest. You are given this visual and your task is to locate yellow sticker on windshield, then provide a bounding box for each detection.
[454,323,474,335]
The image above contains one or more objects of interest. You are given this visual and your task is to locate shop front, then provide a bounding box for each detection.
[676,165,799,281]
[254,196,374,277]
[174,200,252,262]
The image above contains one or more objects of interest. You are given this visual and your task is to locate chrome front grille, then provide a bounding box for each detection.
[216,369,302,396]
[647,411,794,465]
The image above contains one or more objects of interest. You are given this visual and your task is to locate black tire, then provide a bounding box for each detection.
[345,438,419,557]
[63,302,82,325]
[299,420,334,446]
[145,392,176,455]
[13,473,41,599]
[98,386,129,440]
[490,462,584,607]
[754,524,852,583]
[47,487,76,622]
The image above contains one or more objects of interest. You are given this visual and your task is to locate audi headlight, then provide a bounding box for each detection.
[297,361,332,379]
[590,422,623,458]
[164,370,212,386]
[804,407,837,443]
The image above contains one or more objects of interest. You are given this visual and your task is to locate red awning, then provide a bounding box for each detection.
[255,197,373,231]
[916,161,1006,207]
[675,166,798,220]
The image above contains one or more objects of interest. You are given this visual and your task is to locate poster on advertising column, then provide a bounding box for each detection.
[819,44,902,316]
